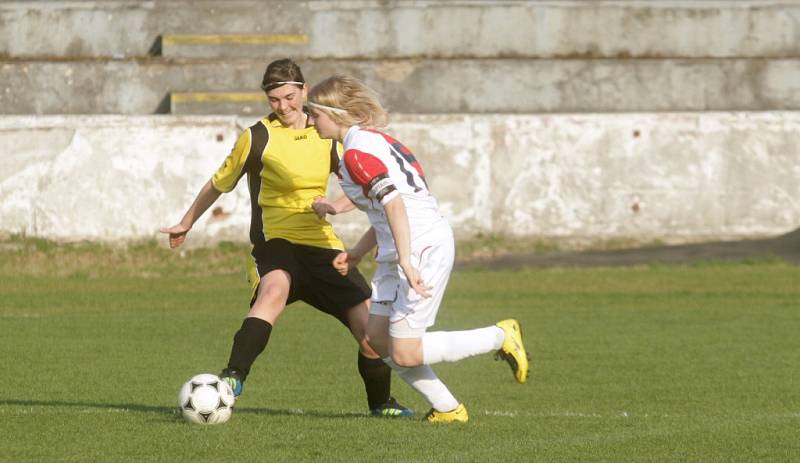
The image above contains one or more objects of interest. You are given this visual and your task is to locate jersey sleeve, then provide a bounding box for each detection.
[212,129,252,193]
[343,148,399,205]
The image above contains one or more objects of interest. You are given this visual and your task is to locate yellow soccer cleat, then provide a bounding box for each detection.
[495,319,530,384]
[425,403,469,423]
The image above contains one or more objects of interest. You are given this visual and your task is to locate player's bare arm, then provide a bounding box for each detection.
[333,227,377,275]
[383,197,431,298]
[160,179,222,248]
[312,195,356,218]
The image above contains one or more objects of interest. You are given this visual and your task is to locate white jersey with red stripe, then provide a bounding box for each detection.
[340,125,448,262]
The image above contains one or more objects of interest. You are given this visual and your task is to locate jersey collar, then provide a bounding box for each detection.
[266,109,312,129]
[343,125,360,147]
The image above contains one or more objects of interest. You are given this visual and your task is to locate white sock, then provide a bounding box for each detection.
[422,326,505,365]
[383,357,459,412]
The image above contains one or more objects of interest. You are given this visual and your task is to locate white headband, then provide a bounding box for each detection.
[261,80,305,91]
[308,101,348,115]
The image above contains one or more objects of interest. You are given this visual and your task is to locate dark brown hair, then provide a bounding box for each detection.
[261,58,305,92]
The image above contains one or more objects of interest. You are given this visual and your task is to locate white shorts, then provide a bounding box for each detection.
[369,224,455,338]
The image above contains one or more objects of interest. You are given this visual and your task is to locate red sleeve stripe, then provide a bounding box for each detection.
[343,149,389,187]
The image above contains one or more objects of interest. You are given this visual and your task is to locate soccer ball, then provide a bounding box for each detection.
[177,373,235,425]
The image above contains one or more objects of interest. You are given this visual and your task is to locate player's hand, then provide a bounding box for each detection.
[399,262,432,298]
[312,196,336,218]
[332,252,351,275]
[333,252,362,276]
[159,223,191,249]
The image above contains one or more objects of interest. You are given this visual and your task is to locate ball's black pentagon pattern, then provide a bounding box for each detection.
[183,398,195,411]
[178,374,234,425]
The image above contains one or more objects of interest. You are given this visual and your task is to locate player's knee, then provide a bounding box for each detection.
[390,350,422,368]
[248,289,287,321]
[256,285,288,307]
[358,338,381,358]
[365,333,389,358]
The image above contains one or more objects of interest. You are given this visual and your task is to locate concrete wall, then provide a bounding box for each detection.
[2,1,800,115]
[3,58,800,115]
[1,2,798,245]
[2,1,799,59]
[1,113,797,244]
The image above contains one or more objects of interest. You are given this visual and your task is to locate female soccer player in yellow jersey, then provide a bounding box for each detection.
[307,75,529,423]
[160,59,410,417]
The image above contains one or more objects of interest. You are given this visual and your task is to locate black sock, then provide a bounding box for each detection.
[358,351,392,409]
[226,317,272,381]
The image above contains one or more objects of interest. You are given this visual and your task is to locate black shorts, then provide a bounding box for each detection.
[251,238,371,325]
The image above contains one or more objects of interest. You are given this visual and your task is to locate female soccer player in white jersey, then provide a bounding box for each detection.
[161,60,411,417]
[307,75,530,423]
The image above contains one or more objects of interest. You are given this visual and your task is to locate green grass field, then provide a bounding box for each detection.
[0,240,798,462]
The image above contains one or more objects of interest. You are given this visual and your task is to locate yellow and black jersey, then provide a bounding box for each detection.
[212,112,344,250]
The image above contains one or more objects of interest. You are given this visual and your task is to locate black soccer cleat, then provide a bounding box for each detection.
[219,368,244,397]
[370,397,413,417]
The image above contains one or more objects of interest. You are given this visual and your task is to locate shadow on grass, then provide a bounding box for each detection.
[1,399,370,420]
[2,399,173,414]
[460,227,800,269]
[236,407,368,419]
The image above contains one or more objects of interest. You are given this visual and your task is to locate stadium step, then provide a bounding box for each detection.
[3,2,799,60]
[6,57,800,114]
[169,91,267,115]
[156,34,309,58]
[4,57,800,115]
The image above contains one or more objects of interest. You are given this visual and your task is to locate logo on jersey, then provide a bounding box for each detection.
[367,175,397,203]
[294,135,308,141]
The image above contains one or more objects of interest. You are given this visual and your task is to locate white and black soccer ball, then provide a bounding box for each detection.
[177,373,235,425]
